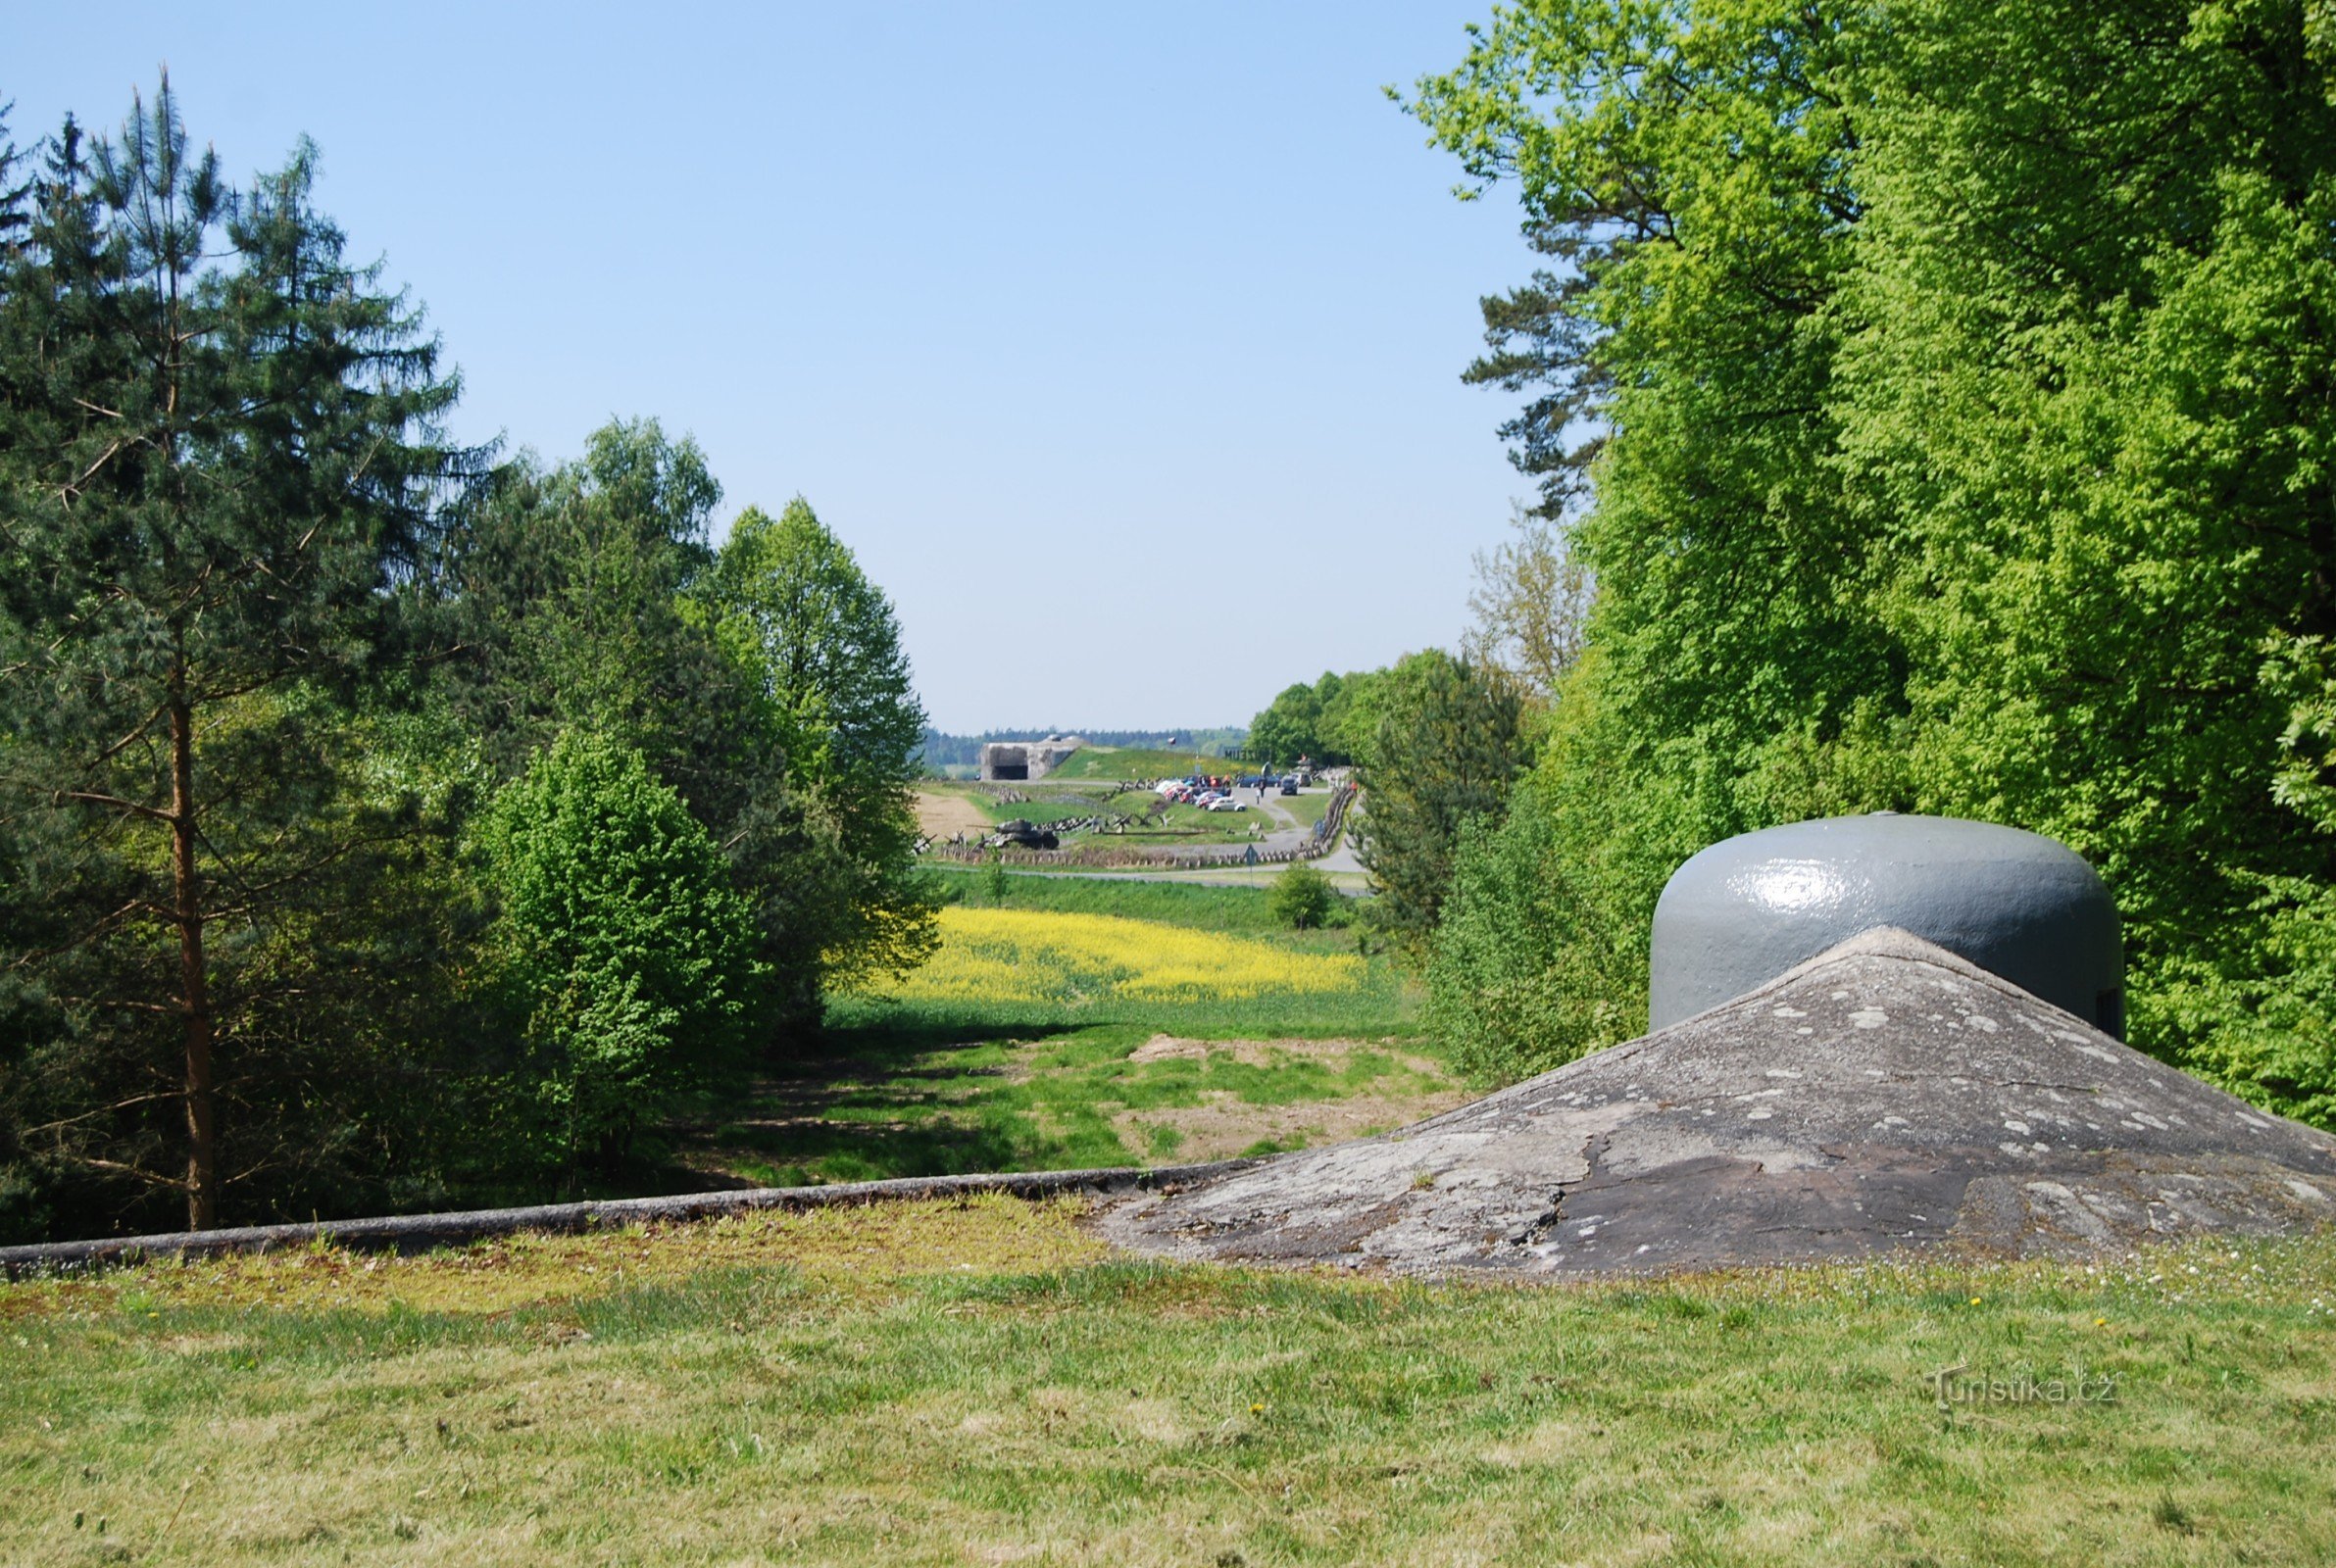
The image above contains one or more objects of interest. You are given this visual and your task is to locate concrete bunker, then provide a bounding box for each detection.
[978,735,1082,782]
[1102,814,2335,1275]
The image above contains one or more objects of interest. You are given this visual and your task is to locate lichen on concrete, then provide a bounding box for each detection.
[1098,928,2336,1276]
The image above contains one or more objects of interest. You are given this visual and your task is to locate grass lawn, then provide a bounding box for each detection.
[4,1200,2331,1565]
[1269,786,1338,832]
[673,873,1428,1191]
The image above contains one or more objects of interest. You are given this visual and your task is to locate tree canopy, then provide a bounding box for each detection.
[0,78,473,1229]
[707,497,936,998]
[1246,668,1390,770]
[1354,651,1529,959]
[0,80,940,1240]
[1404,0,2336,1126]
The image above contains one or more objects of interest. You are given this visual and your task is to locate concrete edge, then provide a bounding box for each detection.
[0,1159,1262,1281]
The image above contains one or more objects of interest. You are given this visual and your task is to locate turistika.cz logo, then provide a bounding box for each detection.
[1927,1363,2120,1406]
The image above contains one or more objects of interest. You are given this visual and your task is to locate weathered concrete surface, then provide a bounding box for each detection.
[1100,929,2336,1276]
[978,737,1082,782]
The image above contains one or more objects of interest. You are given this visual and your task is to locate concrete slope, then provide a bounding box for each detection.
[1100,927,2336,1275]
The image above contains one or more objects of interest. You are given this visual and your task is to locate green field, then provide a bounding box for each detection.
[927,781,1292,849]
[1042,745,1247,782]
[673,871,1424,1190]
[4,1204,2330,1566]
[1273,785,1337,831]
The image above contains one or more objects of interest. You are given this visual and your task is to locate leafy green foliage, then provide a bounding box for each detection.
[1463,505,1591,701]
[1247,669,1387,769]
[1267,863,1335,931]
[707,499,936,995]
[1425,777,1644,1084]
[0,82,945,1240]
[478,732,759,1177]
[442,426,920,1045]
[1404,0,2336,1124]
[0,78,475,1233]
[442,419,751,800]
[1355,652,1530,959]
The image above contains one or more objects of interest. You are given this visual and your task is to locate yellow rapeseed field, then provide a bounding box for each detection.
[877,906,1367,1004]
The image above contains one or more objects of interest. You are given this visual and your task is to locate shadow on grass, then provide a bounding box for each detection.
[669,1009,1096,1188]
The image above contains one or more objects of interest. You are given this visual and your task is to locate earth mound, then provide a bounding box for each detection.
[1099,928,2336,1275]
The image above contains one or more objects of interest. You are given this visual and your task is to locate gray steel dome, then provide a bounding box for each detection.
[1650,813,2123,1035]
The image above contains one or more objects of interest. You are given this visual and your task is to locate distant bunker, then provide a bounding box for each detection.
[978,735,1081,782]
[1104,815,2336,1275]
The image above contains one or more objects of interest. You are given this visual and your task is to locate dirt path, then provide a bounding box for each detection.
[915,790,993,840]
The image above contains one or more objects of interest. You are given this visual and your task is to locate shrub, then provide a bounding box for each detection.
[479,732,761,1176]
[1424,781,1646,1084]
[1268,863,1336,930]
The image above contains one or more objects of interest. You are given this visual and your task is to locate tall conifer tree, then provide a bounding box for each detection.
[0,78,471,1229]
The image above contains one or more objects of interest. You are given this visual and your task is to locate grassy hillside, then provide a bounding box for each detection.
[3,1203,2330,1565]
[1045,746,1246,782]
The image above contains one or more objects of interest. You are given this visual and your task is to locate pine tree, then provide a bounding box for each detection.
[0,78,472,1230]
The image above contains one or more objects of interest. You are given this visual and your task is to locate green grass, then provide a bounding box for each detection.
[690,1018,1450,1188]
[980,791,1137,827]
[1043,745,1245,781]
[1272,787,1337,832]
[671,873,1419,1190]
[4,1205,2331,1565]
[994,792,1270,845]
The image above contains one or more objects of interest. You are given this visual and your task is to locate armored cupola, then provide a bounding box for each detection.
[1649,813,2123,1036]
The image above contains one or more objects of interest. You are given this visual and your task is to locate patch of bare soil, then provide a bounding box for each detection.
[1117,1089,1468,1164]
[916,790,994,839]
[1117,1036,1468,1162]
[1127,1034,1444,1074]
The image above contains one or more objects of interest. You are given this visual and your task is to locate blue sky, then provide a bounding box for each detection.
[7,4,1538,732]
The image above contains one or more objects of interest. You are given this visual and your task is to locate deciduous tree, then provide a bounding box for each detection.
[477,732,758,1180]
[1354,651,1529,958]
[1404,0,2336,1124]
[708,498,935,998]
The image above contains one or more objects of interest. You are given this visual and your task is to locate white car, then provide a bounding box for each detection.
[1205,797,1246,811]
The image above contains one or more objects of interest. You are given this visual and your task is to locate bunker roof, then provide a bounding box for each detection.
[1101,928,2336,1276]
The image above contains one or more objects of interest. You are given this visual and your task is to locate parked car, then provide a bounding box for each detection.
[1205,797,1247,811]
[1279,776,1300,796]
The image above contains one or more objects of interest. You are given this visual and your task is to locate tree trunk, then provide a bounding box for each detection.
[169,682,216,1230]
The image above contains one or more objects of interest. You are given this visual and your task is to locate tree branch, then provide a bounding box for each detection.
[59,789,176,825]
